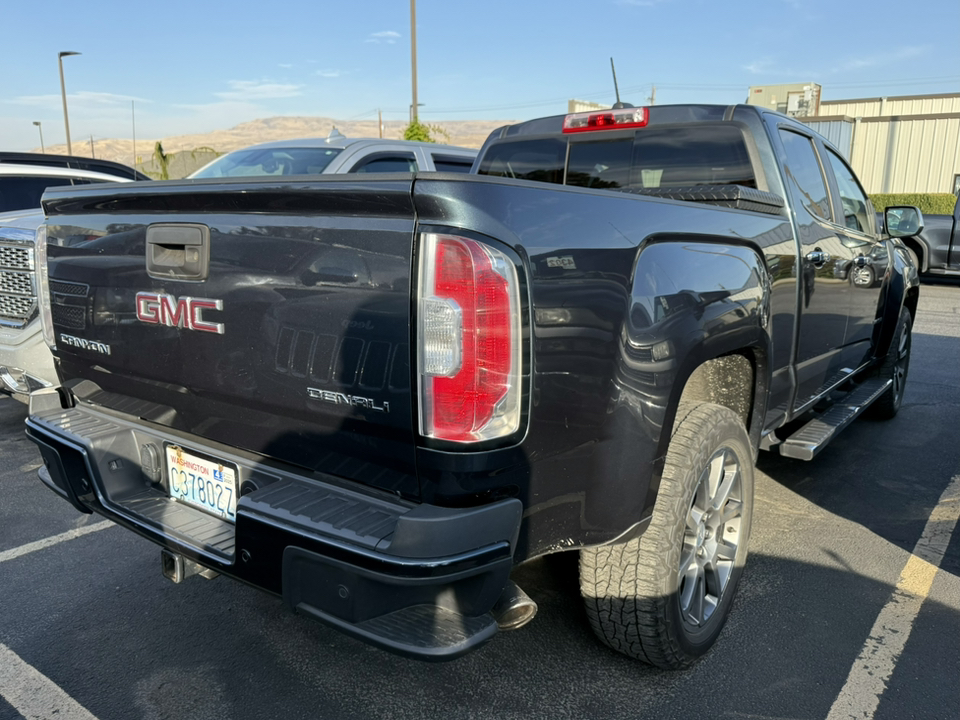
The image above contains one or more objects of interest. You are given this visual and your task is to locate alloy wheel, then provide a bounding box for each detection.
[678,447,743,627]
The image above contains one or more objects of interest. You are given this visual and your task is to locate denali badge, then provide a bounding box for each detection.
[136,292,224,334]
[60,334,112,355]
[307,387,390,413]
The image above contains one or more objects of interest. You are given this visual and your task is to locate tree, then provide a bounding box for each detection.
[402,120,450,144]
[152,141,170,180]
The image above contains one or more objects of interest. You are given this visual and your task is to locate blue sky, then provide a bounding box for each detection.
[2,0,958,152]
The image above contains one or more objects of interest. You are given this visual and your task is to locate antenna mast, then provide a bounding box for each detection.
[609,58,633,109]
[610,58,622,108]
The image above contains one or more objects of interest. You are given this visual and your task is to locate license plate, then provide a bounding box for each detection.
[165,445,238,522]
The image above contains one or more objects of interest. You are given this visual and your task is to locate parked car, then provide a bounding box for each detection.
[189,131,477,179]
[0,163,138,214]
[0,152,151,182]
[0,154,140,398]
[27,104,919,668]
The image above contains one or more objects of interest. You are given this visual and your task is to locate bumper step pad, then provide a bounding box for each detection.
[26,396,521,661]
[779,378,892,460]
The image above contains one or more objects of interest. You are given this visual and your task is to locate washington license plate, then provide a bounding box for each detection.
[166,445,238,522]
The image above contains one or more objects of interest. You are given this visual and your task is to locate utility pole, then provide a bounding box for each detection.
[33,121,44,152]
[89,134,95,158]
[410,0,418,124]
[649,84,657,105]
[132,100,137,172]
[378,109,383,139]
[58,51,81,155]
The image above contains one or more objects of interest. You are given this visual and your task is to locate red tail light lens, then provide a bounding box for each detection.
[418,233,522,443]
[563,107,649,133]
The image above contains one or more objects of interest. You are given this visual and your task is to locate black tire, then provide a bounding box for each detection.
[868,307,912,420]
[579,403,754,669]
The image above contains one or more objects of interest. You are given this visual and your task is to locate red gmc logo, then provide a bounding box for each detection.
[136,292,224,334]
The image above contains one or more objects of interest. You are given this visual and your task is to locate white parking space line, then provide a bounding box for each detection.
[0,643,99,720]
[0,521,112,565]
[827,472,960,720]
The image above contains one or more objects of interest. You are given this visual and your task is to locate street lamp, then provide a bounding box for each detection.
[32,121,44,152]
[58,51,81,156]
[410,0,418,123]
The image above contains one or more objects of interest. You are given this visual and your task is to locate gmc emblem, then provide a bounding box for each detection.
[136,292,224,334]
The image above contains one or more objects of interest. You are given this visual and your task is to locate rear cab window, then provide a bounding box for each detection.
[476,125,758,192]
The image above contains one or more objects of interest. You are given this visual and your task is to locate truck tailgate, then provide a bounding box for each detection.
[42,178,420,499]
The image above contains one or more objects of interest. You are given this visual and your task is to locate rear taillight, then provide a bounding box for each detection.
[418,233,522,443]
[563,107,649,133]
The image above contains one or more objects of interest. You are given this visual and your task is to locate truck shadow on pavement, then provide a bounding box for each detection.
[3,533,959,720]
[756,331,960,576]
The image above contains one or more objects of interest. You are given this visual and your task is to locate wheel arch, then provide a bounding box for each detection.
[666,344,768,459]
[901,235,928,273]
[873,241,920,362]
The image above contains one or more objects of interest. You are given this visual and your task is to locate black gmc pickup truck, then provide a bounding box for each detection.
[893,194,960,278]
[26,104,921,669]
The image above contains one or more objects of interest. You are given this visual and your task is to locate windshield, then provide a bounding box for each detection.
[190,147,344,178]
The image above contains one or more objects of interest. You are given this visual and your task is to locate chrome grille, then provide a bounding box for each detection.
[0,241,37,328]
[0,294,36,320]
[0,269,33,295]
[0,245,32,271]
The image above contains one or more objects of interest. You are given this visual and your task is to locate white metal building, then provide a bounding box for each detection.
[803,92,960,194]
[748,83,822,117]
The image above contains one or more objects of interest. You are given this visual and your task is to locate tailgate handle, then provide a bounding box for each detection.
[146,223,210,281]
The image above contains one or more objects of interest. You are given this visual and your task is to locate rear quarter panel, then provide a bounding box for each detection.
[412,176,790,559]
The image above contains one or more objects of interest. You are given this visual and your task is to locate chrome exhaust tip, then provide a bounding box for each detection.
[492,580,538,631]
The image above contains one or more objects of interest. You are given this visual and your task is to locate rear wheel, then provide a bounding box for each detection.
[851,265,874,287]
[579,403,754,669]
[868,307,912,420]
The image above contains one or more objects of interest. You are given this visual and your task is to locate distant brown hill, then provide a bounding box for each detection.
[36,116,514,171]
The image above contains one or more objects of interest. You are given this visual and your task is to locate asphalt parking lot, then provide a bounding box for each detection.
[1,283,958,720]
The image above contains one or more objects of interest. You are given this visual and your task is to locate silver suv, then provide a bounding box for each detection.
[0,157,139,398]
[189,132,477,179]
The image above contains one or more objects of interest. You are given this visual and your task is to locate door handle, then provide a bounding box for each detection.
[805,249,830,266]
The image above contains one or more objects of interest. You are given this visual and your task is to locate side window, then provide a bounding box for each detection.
[350,155,418,173]
[0,175,72,213]
[431,155,474,173]
[778,129,831,221]
[824,149,873,235]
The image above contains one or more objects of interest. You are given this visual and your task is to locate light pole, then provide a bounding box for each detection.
[58,51,81,156]
[32,121,44,152]
[410,0,418,124]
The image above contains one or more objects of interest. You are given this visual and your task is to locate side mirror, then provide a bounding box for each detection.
[884,206,924,238]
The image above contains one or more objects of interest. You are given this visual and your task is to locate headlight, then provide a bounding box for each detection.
[34,225,56,351]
